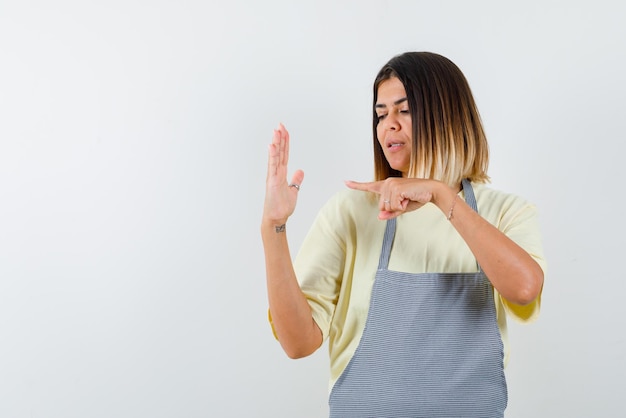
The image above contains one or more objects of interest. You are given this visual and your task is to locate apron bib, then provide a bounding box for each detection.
[329,180,507,417]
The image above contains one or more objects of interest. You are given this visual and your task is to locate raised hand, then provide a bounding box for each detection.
[263,123,304,227]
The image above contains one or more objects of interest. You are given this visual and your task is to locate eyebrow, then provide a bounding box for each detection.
[375,97,408,109]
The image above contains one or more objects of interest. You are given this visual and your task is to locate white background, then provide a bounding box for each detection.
[1,1,624,417]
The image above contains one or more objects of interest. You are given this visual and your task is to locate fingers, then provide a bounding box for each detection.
[288,170,305,194]
[290,170,304,190]
[267,124,290,179]
[378,210,403,220]
[347,178,432,219]
[269,123,290,169]
[381,192,423,212]
[267,124,303,197]
[381,195,401,212]
[278,126,286,168]
[345,180,381,193]
[279,123,290,169]
[263,124,301,224]
[346,180,390,211]
[267,130,280,178]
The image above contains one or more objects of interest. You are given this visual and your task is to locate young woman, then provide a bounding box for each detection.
[262,51,545,417]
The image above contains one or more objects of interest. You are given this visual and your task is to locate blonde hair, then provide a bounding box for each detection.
[372,52,490,185]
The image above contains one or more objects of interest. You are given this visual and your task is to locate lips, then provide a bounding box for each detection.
[381,137,410,174]
[386,140,406,150]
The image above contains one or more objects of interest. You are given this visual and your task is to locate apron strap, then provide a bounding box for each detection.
[461,178,478,212]
[377,179,481,271]
[377,217,397,270]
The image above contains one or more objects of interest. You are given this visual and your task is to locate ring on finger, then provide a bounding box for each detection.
[289,183,300,190]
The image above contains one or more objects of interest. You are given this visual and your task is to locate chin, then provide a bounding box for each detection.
[388,163,409,174]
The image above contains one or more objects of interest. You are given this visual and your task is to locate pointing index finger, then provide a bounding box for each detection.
[345,180,382,194]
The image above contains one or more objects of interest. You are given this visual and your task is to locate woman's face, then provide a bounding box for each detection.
[375,77,413,177]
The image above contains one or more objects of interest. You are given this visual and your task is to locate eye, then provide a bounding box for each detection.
[376,114,387,122]
[400,109,410,114]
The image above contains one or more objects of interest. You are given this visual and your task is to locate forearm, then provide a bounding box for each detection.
[261,222,323,358]
[432,184,544,305]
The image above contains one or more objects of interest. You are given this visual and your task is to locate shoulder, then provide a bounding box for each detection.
[472,183,537,223]
[472,183,532,208]
[472,184,544,263]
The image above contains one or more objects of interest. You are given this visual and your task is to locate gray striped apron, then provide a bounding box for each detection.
[329,180,507,417]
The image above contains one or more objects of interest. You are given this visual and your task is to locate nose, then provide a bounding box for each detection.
[382,112,400,131]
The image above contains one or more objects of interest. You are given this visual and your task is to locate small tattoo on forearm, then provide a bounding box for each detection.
[275,224,286,233]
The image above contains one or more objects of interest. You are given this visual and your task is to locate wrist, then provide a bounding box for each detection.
[261,219,288,234]
[430,181,460,214]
